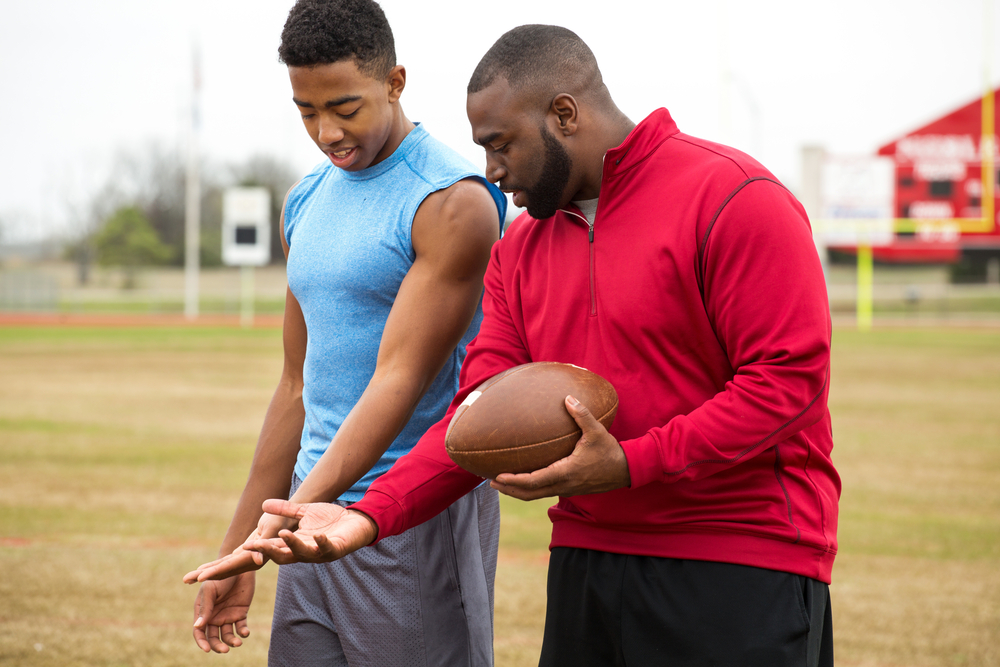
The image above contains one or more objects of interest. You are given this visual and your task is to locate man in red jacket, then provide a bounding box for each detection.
[192,24,839,666]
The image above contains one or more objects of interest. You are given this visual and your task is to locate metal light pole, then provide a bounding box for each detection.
[184,43,201,320]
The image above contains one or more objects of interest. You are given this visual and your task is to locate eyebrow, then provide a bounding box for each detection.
[475,131,502,147]
[292,94,363,109]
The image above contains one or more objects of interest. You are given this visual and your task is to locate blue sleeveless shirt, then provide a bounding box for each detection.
[284,124,505,502]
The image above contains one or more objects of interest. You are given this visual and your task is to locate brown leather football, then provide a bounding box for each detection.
[444,362,618,479]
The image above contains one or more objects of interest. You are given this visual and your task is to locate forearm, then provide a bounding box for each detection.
[353,274,534,540]
[220,378,304,555]
[352,418,483,541]
[289,370,428,505]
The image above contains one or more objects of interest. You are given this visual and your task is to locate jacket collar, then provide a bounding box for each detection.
[603,108,678,179]
[540,108,679,225]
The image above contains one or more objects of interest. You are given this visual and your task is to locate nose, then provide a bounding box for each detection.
[484,156,506,184]
[317,118,345,146]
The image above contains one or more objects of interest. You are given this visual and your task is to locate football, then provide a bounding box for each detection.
[444,362,618,479]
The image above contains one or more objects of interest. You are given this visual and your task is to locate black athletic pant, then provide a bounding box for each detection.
[538,548,833,667]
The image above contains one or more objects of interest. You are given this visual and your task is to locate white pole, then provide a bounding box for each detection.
[240,265,255,328]
[184,42,201,320]
[800,145,828,284]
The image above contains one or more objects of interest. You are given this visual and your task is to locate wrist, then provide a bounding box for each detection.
[346,508,379,545]
[617,434,660,489]
[615,443,632,489]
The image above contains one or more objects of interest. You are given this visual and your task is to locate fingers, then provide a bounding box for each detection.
[193,612,237,654]
[195,550,262,582]
[491,474,560,501]
[220,622,243,649]
[193,624,213,653]
[565,395,602,434]
[261,498,307,520]
[248,537,298,564]
[492,396,629,498]
[206,624,232,654]
[311,532,345,561]
[490,395,605,500]
[184,555,234,583]
[256,511,298,541]
[190,577,252,653]
[279,529,325,561]
[492,454,570,499]
[193,585,217,652]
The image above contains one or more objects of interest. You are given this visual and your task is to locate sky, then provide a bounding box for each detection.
[0,0,994,242]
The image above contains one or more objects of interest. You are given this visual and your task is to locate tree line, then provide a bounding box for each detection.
[68,145,298,286]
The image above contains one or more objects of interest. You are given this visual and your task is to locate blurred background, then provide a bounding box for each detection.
[2,0,1000,318]
[0,1,997,666]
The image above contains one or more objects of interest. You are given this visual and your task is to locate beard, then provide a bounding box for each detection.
[521,124,573,219]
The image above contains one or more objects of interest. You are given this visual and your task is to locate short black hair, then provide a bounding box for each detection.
[278,0,395,78]
[468,25,600,95]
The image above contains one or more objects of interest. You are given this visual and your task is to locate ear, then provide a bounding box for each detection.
[550,93,579,137]
[386,65,406,103]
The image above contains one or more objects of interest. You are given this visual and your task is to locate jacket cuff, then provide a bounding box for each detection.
[348,489,405,544]
[618,433,662,489]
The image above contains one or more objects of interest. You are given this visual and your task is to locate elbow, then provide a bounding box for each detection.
[369,364,435,411]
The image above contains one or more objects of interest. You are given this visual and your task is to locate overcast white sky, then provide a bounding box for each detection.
[0,0,994,242]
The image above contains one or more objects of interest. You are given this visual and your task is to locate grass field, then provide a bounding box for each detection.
[4,260,1000,321]
[0,324,997,666]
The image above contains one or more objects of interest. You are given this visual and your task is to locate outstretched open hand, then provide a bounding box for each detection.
[245,499,379,565]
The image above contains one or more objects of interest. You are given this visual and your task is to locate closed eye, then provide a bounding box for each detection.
[339,108,360,119]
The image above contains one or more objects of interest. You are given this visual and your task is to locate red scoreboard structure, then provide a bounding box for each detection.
[874,88,999,265]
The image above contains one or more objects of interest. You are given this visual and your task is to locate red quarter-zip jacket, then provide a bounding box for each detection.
[352,108,840,583]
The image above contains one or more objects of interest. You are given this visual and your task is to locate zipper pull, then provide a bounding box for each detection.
[588,223,594,243]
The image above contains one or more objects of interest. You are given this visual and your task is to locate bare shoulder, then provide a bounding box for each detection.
[415,179,499,236]
[412,178,500,261]
[279,180,303,259]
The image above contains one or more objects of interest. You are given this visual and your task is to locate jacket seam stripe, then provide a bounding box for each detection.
[663,366,830,477]
[773,444,802,544]
[802,361,832,550]
[699,176,785,262]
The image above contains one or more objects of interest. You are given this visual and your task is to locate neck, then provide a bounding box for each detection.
[571,107,635,201]
[373,106,416,166]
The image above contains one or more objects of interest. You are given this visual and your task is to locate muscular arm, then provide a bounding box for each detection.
[186,179,500,582]
[288,178,499,506]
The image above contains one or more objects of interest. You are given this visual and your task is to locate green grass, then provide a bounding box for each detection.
[828,327,1000,666]
[0,324,280,349]
[0,325,997,666]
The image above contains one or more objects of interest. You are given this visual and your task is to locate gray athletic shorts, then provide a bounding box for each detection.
[268,475,500,667]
